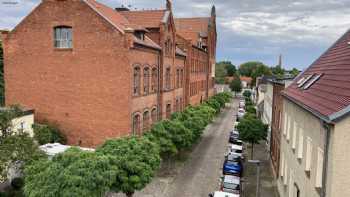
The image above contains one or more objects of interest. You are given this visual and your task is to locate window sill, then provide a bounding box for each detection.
[54,48,73,51]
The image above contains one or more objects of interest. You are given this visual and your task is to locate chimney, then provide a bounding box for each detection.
[211,5,216,17]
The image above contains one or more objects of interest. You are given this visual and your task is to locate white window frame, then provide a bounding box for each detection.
[54,26,73,49]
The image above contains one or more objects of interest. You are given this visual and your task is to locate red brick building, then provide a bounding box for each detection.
[1,0,216,147]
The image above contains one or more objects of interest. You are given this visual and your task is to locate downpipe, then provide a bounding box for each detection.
[321,122,331,197]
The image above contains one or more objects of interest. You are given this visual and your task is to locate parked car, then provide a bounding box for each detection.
[220,175,241,195]
[230,139,243,146]
[236,108,245,121]
[229,130,239,142]
[228,144,244,160]
[209,191,240,197]
[239,100,245,108]
[223,155,243,176]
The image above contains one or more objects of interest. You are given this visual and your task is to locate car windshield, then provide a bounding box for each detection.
[223,182,240,190]
[232,149,242,153]
[239,110,244,113]
[234,141,243,145]
[226,161,239,165]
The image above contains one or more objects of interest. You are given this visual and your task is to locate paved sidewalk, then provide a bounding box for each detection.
[243,142,279,197]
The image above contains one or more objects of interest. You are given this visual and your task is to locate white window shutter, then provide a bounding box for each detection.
[280,153,285,177]
[292,122,297,149]
[286,117,291,141]
[316,148,324,188]
[297,128,304,159]
[289,169,294,197]
[305,137,312,172]
[283,113,287,136]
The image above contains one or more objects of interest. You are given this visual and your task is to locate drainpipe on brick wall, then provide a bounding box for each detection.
[321,122,331,197]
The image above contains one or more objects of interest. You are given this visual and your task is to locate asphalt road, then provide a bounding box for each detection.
[164,100,237,197]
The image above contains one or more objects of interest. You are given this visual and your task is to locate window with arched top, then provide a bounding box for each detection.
[165,67,171,90]
[144,67,150,95]
[54,26,72,48]
[151,108,158,123]
[143,111,150,131]
[132,114,141,135]
[166,104,171,119]
[133,66,141,96]
[151,68,158,93]
[180,69,184,87]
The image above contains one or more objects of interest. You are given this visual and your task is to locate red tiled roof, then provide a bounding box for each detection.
[120,10,167,28]
[175,17,210,45]
[283,30,350,121]
[240,76,252,83]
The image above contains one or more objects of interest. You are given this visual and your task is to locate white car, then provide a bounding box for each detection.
[209,191,240,197]
[239,101,245,108]
[237,108,246,120]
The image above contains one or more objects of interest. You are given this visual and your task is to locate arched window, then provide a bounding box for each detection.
[132,114,141,135]
[166,104,171,119]
[143,111,150,131]
[151,108,157,123]
[165,67,171,90]
[180,69,184,87]
[54,26,72,48]
[176,69,180,88]
[151,68,158,93]
[144,67,150,95]
[133,66,141,96]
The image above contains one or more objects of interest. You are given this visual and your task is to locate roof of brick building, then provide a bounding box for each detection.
[175,17,210,45]
[282,30,350,122]
[84,0,161,49]
[119,10,167,28]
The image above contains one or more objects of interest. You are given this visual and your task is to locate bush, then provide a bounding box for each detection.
[246,105,256,114]
[33,123,66,145]
[243,90,251,98]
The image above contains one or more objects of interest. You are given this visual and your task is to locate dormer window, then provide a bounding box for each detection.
[135,31,145,41]
[54,26,72,48]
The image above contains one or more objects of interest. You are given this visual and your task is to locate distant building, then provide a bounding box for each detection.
[278,30,350,197]
[0,107,34,137]
[225,76,252,88]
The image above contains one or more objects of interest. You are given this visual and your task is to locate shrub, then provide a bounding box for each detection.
[33,123,66,145]
[243,90,252,98]
[246,105,256,114]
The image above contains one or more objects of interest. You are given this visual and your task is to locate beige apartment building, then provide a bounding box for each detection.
[277,30,350,197]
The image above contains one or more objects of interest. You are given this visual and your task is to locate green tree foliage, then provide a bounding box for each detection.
[251,64,272,85]
[225,63,236,77]
[230,75,242,96]
[0,133,44,183]
[271,65,285,78]
[215,61,236,83]
[290,68,300,77]
[237,117,268,159]
[162,120,193,151]
[144,122,177,157]
[243,90,251,99]
[96,137,160,197]
[238,61,261,77]
[0,105,23,141]
[32,123,66,145]
[245,105,256,115]
[0,41,4,106]
[24,148,117,197]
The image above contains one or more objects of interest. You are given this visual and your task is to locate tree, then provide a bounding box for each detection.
[224,63,236,77]
[242,90,251,99]
[230,76,242,96]
[32,123,66,145]
[271,65,285,78]
[215,62,227,84]
[290,68,300,77]
[0,133,44,183]
[251,64,272,85]
[238,61,261,77]
[24,148,117,197]
[96,137,160,197]
[237,117,267,159]
[162,120,193,152]
[0,105,23,141]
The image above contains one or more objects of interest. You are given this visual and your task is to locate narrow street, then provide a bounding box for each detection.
[126,98,278,197]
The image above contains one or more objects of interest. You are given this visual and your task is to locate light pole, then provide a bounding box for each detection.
[248,159,261,197]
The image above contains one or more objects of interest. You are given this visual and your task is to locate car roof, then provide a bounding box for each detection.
[231,144,243,150]
[227,154,240,160]
[214,191,240,197]
[224,175,240,185]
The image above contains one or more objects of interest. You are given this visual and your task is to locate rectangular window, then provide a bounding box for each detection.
[297,128,304,159]
[305,137,312,172]
[54,26,72,48]
[292,122,297,150]
[316,148,324,188]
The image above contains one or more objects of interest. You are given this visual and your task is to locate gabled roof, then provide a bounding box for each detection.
[175,47,187,57]
[175,17,210,45]
[283,30,350,122]
[84,0,161,50]
[119,10,167,28]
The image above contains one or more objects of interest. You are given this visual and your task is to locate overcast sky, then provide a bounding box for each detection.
[1,0,350,70]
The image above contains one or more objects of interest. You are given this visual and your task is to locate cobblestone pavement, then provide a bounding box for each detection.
[111,99,279,197]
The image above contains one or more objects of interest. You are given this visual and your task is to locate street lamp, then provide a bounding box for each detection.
[248,160,261,197]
